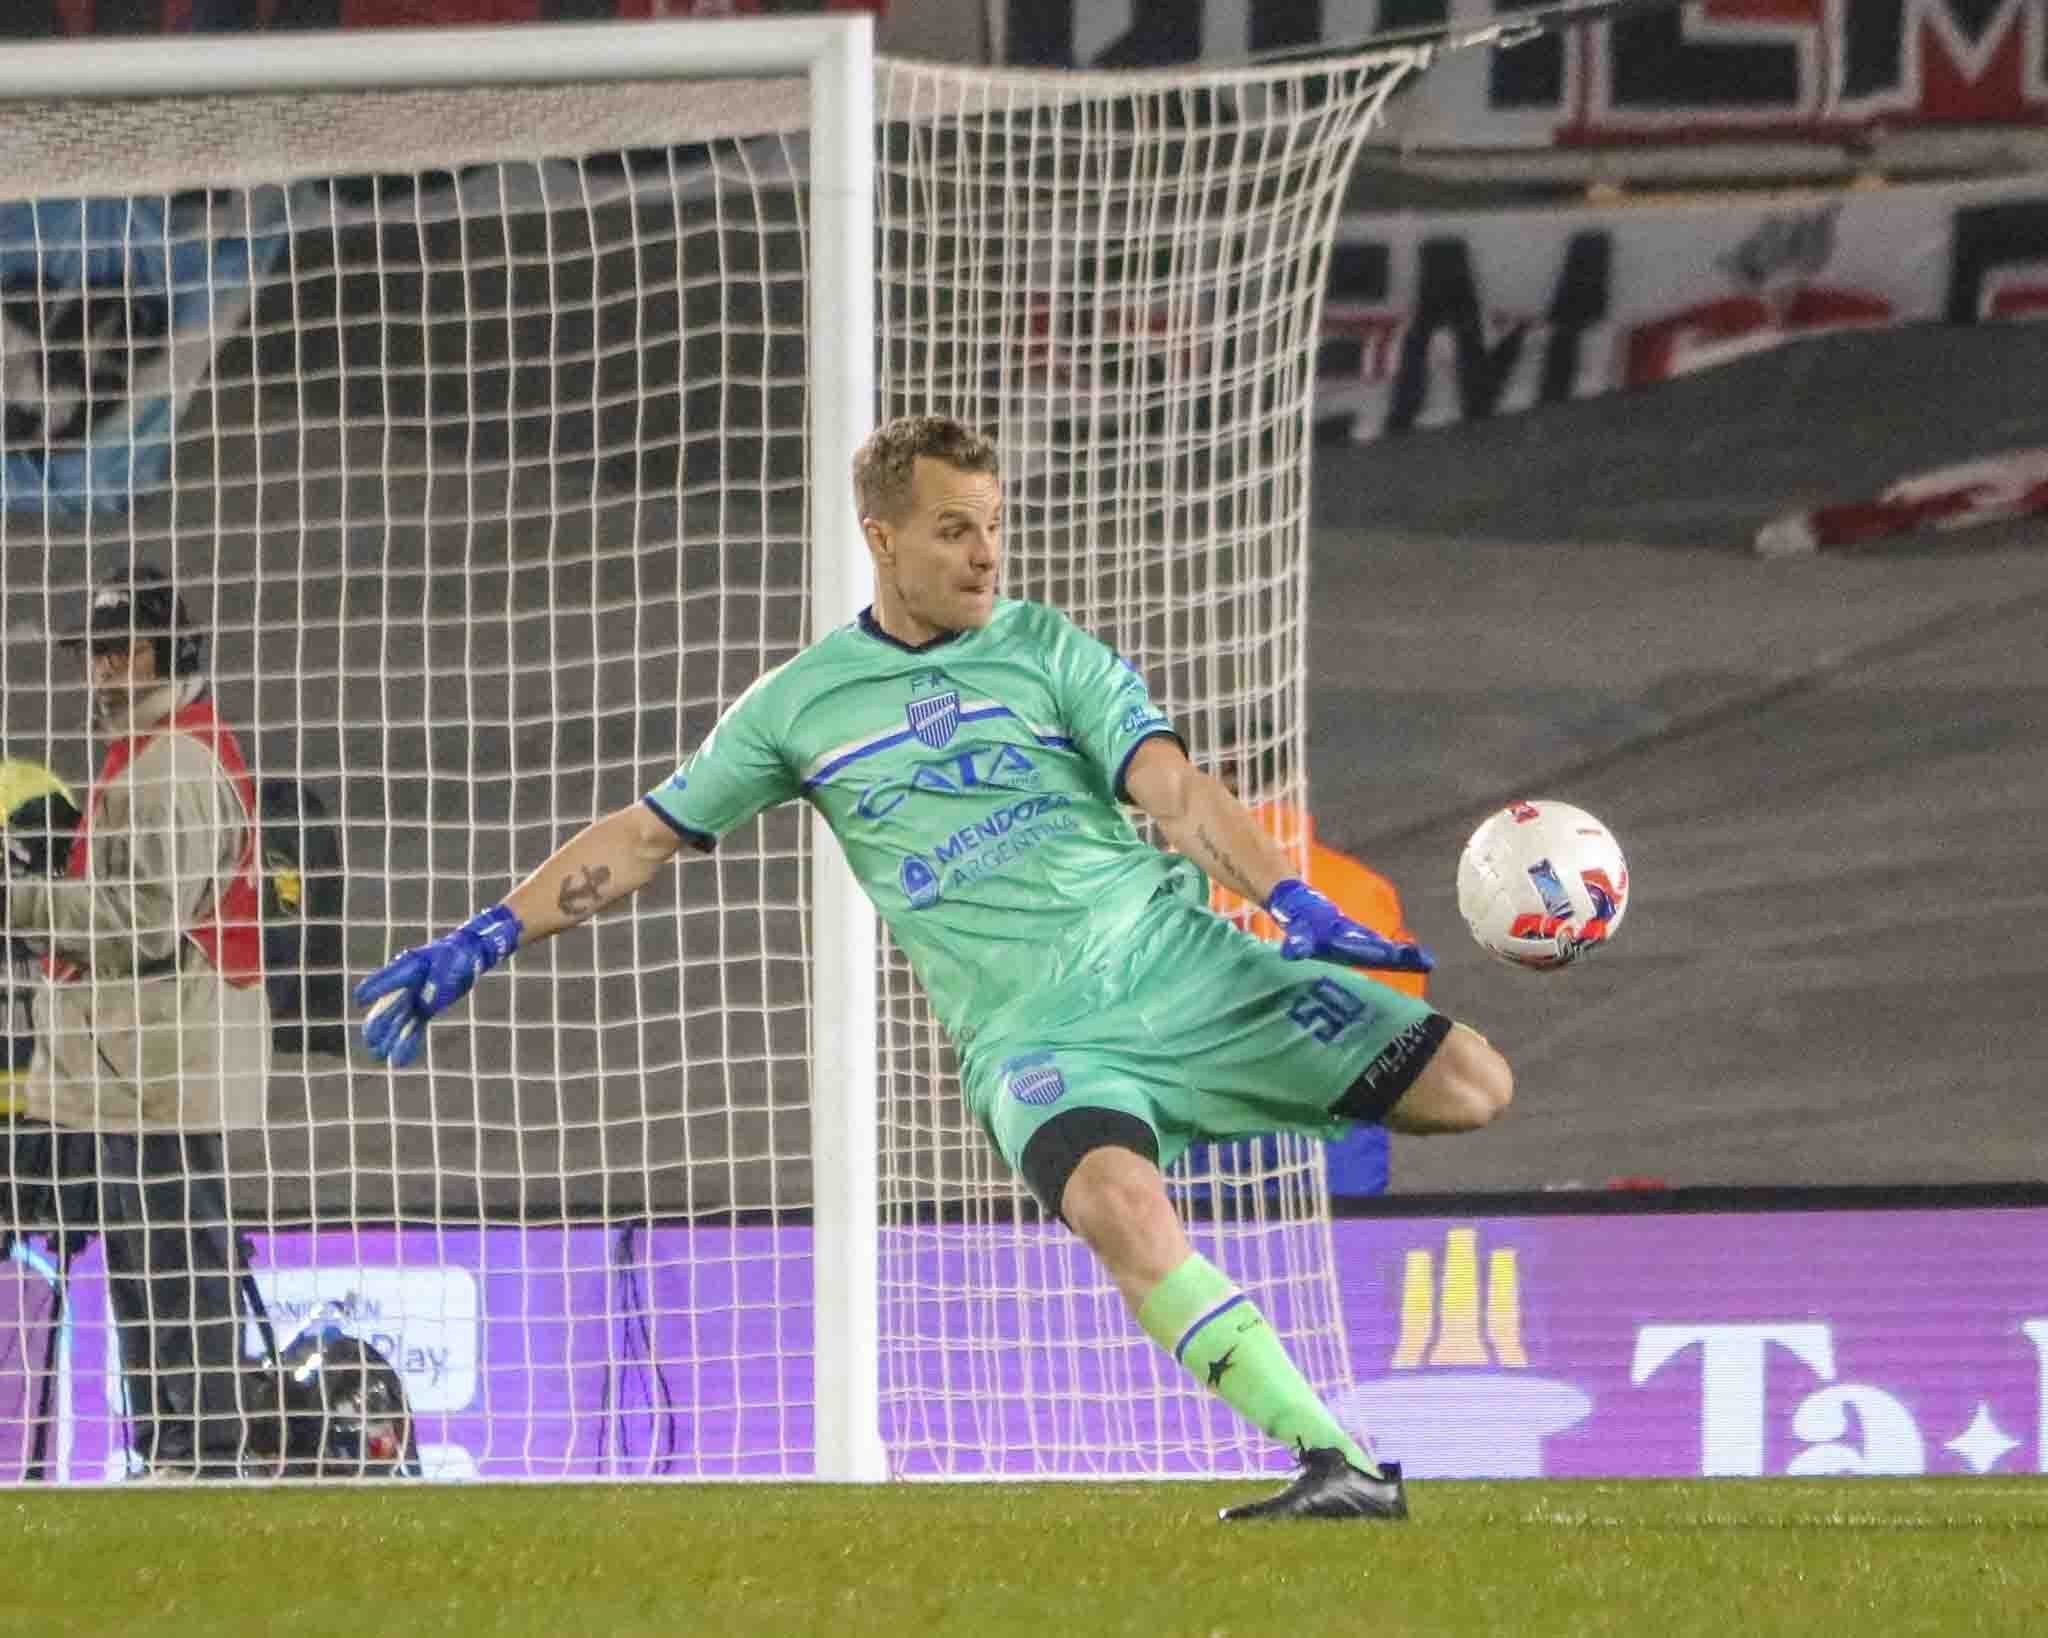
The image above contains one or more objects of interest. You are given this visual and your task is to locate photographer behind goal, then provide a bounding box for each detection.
[0,569,271,1477]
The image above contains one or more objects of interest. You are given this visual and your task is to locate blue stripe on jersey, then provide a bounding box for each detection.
[803,704,1063,788]
[803,727,918,788]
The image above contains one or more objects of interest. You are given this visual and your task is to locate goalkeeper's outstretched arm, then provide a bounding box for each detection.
[1125,737,1432,975]
[1124,735,1294,907]
[499,801,684,945]
[354,802,685,1067]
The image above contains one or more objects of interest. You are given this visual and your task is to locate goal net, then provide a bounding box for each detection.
[872,56,1424,1477]
[0,22,1422,1483]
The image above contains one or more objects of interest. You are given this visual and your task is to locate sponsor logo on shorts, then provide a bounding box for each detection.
[899,852,941,909]
[1004,1051,1067,1107]
[1347,1015,1445,1106]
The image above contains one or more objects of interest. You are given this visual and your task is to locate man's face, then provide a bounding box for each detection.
[88,636,159,725]
[866,456,1002,637]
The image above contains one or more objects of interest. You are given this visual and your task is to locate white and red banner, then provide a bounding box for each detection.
[1017,0,2048,144]
[1391,0,2048,152]
[1754,445,2048,554]
[1315,168,2048,442]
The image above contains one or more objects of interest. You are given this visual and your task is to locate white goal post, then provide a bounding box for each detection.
[0,18,1424,1485]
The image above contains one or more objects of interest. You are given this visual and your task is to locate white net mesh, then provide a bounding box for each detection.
[0,36,1418,1483]
[873,55,1419,1477]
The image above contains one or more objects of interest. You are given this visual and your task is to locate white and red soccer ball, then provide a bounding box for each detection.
[1456,800,1629,971]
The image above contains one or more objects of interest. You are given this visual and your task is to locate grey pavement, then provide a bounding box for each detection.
[6,224,2041,1217]
[1305,321,2048,1191]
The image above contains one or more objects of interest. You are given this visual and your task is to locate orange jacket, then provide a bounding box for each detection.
[1213,800,1427,1000]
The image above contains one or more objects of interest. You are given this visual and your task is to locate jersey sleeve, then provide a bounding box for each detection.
[642,670,798,851]
[1046,613,1183,801]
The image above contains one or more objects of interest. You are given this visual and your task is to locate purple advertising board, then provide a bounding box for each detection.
[1327,1211,2044,1480]
[5,1208,2040,1483]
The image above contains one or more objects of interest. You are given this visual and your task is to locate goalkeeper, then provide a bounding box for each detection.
[356,415,1513,1521]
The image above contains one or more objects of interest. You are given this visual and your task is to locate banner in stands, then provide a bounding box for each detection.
[1316,168,2048,442]
[0,189,292,515]
[5,1206,2045,1481]
[1011,0,2048,145]
[4,1,876,32]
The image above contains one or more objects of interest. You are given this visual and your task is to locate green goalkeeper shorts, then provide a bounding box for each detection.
[958,893,1441,1203]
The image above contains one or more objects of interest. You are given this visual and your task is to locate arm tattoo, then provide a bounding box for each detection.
[556,864,613,918]
[1188,821,1254,899]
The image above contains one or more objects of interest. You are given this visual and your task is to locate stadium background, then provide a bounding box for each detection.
[1,0,2041,1211]
[0,0,2043,1506]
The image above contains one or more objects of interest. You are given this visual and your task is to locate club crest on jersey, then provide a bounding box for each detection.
[906,687,962,749]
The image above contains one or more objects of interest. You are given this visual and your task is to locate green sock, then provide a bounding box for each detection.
[1136,1252,1379,1475]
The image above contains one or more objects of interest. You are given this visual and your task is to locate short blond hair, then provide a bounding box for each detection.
[852,415,999,524]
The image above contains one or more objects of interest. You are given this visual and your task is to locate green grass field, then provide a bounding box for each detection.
[7,1477,2045,1637]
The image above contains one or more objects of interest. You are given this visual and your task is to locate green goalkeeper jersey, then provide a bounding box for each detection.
[642,598,1191,1046]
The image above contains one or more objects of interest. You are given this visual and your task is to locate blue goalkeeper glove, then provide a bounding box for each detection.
[353,903,523,1067]
[1265,879,1434,973]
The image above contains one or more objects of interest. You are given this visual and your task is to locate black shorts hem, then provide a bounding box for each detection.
[1018,1107,1160,1225]
[1331,1012,1453,1125]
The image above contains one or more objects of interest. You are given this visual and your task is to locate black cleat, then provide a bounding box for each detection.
[1218,1449,1408,1522]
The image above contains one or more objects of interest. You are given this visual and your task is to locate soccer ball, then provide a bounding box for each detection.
[1456,800,1629,970]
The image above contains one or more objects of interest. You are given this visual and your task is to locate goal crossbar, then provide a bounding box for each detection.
[0,18,869,101]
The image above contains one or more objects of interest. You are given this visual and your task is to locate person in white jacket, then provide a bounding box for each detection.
[3,568,273,1476]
